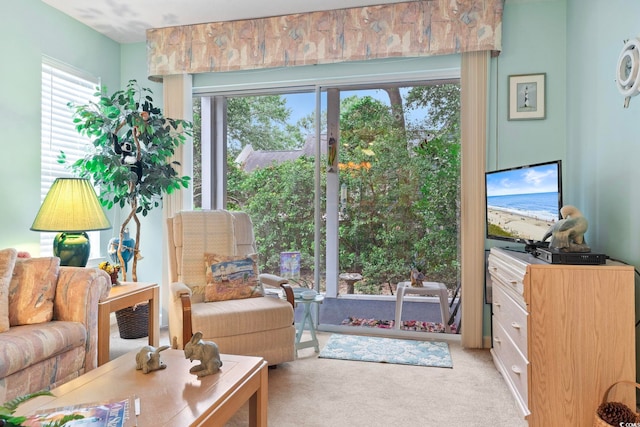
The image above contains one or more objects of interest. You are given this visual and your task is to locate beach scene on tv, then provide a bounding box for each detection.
[486,163,560,243]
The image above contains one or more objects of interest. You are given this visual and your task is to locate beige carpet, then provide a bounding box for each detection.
[108,321,526,426]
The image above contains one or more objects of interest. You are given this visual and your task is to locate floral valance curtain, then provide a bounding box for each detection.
[147,0,504,79]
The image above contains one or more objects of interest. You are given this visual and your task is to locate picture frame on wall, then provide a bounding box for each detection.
[508,73,546,120]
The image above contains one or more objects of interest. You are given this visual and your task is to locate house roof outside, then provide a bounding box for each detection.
[236,134,327,172]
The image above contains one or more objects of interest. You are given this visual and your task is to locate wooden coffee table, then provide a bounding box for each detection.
[16,349,268,426]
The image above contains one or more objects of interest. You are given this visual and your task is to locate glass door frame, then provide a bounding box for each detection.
[196,68,463,336]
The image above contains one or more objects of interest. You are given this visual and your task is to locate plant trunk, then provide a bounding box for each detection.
[132,213,141,281]
[118,194,140,282]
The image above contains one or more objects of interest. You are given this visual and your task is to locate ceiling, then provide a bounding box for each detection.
[43,0,404,44]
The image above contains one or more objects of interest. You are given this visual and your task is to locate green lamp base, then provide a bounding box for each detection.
[53,232,90,267]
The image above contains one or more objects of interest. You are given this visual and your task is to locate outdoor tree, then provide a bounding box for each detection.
[227,95,304,154]
[338,95,428,290]
[405,83,461,132]
[192,95,307,208]
[229,156,320,274]
[404,83,461,286]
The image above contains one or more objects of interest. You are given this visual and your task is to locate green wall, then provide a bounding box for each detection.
[0,1,120,256]
[488,0,567,171]
[0,3,178,329]
[565,0,640,377]
[566,1,640,262]
[0,2,167,289]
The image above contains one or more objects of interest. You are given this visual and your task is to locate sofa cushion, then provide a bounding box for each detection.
[192,296,293,338]
[9,257,60,326]
[0,321,86,378]
[0,344,86,403]
[0,248,18,333]
[204,253,264,302]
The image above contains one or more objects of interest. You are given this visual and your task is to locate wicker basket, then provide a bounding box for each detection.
[594,381,640,426]
[115,303,149,339]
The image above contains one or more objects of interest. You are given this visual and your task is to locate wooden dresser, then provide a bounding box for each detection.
[488,247,636,426]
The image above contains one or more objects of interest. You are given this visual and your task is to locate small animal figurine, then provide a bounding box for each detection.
[135,345,170,374]
[410,268,426,287]
[184,331,223,377]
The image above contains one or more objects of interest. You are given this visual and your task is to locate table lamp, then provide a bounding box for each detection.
[31,177,111,267]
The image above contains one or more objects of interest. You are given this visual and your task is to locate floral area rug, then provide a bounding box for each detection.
[342,317,457,334]
[319,334,453,368]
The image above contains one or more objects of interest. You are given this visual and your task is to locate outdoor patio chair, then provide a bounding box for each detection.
[167,210,296,365]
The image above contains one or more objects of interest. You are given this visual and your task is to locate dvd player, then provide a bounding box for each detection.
[535,248,607,265]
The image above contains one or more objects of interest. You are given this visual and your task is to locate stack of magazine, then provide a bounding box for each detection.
[21,396,138,427]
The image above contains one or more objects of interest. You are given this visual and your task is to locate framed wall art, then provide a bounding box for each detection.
[508,73,546,120]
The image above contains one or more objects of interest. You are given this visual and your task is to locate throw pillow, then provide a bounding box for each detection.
[204,253,264,302]
[9,257,60,326]
[0,248,18,332]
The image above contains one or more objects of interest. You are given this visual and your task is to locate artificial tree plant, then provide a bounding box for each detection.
[65,79,192,281]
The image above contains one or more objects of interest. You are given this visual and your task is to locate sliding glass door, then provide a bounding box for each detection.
[193,77,461,335]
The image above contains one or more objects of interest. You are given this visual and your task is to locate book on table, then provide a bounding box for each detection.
[21,395,137,427]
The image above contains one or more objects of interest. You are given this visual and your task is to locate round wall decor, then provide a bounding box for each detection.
[616,37,640,107]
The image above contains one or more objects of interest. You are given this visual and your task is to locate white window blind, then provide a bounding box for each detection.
[40,60,102,258]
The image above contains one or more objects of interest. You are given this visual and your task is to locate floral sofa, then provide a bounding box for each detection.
[0,248,111,403]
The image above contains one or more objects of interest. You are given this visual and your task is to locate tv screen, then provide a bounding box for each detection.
[485,160,563,247]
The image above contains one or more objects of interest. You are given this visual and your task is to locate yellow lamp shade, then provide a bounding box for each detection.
[31,178,111,232]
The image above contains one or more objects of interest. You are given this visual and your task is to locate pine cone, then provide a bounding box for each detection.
[597,401,639,425]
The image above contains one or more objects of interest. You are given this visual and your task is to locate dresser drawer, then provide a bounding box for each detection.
[493,284,528,356]
[488,253,527,301]
[492,320,529,408]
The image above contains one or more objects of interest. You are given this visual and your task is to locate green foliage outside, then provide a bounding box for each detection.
[336,91,461,291]
[227,95,305,153]
[228,156,321,273]
[194,83,461,293]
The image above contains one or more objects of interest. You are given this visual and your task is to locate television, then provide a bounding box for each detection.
[485,160,563,252]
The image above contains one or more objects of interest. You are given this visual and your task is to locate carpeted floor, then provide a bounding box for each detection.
[108,321,526,426]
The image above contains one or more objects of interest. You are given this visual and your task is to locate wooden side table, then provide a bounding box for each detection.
[98,282,160,366]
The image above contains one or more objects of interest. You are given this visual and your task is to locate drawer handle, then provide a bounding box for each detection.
[510,280,518,285]
[494,302,501,308]
[511,365,522,375]
[511,322,521,330]
[493,336,501,344]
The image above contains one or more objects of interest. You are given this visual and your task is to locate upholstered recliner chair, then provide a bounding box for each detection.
[167,210,296,365]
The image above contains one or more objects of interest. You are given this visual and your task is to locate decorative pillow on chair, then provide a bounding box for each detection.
[9,257,60,326]
[204,253,264,302]
[0,248,18,333]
